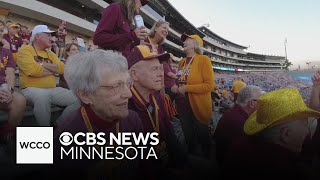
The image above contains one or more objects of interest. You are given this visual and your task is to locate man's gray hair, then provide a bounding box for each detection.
[30,33,39,43]
[64,49,128,95]
[236,85,263,107]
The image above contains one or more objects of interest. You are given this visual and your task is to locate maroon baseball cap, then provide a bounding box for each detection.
[127,45,170,69]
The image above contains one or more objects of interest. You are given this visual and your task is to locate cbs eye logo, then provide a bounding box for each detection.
[59,132,73,146]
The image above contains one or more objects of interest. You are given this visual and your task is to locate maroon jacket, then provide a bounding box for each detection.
[222,136,305,180]
[128,87,172,141]
[2,33,23,53]
[213,105,248,165]
[93,3,140,58]
[0,47,16,84]
[128,87,187,179]
[52,105,144,179]
[163,61,176,89]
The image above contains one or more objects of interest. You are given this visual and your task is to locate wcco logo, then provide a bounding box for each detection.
[19,141,51,149]
[16,127,53,164]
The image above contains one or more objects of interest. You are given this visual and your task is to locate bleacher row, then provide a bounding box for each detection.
[0,70,64,125]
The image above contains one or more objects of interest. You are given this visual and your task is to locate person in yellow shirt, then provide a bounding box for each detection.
[221,86,231,101]
[17,25,79,126]
[172,34,215,158]
[221,87,227,97]
[232,77,246,102]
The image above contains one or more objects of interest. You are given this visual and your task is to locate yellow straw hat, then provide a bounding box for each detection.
[244,88,320,135]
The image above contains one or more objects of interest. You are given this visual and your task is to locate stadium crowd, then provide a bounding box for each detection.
[0,0,320,179]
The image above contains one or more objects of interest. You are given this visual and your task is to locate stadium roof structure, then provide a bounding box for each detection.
[148,0,206,38]
[198,26,248,49]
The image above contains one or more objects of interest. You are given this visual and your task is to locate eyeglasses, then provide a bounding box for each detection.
[99,79,133,95]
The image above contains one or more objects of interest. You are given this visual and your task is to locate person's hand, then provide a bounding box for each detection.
[312,71,320,88]
[2,39,10,50]
[171,84,178,93]
[177,85,186,95]
[134,27,148,40]
[139,40,151,46]
[0,89,12,104]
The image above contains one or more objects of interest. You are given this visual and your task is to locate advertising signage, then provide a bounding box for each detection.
[213,66,236,71]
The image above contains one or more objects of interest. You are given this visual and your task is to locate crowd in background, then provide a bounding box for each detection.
[0,19,94,61]
[214,72,311,103]
[0,0,320,179]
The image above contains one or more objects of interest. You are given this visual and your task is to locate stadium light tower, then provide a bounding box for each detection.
[306,62,311,70]
[203,23,210,27]
[284,38,288,60]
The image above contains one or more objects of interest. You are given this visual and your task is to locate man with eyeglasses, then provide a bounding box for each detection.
[213,85,263,167]
[16,25,79,126]
[52,49,144,179]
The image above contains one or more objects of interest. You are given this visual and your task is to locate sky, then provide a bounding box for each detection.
[168,0,320,68]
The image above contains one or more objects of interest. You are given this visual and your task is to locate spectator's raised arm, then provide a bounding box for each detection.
[309,71,320,111]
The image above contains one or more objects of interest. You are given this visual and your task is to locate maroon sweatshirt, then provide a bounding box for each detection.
[52,105,144,179]
[93,3,140,58]
[222,136,305,180]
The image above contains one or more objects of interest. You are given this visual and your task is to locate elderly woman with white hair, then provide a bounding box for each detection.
[53,49,144,179]
[173,34,215,157]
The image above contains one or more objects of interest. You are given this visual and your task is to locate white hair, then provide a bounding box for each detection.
[236,85,263,107]
[30,33,40,43]
[192,39,203,55]
[64,49,128,95]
